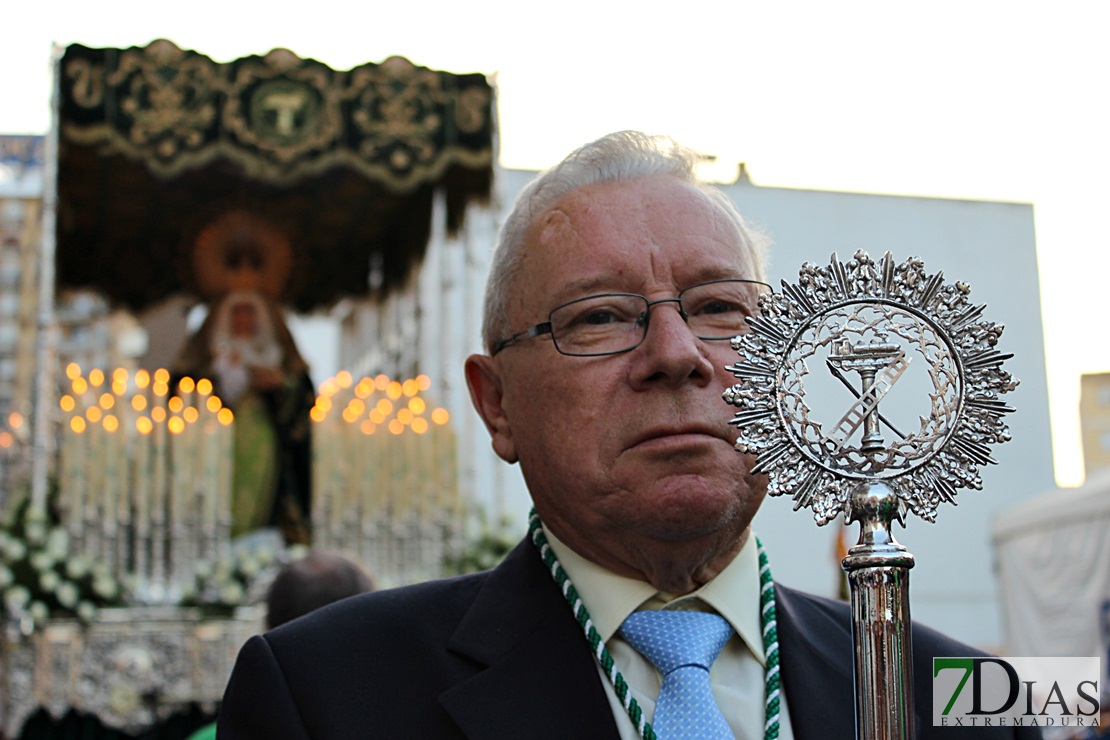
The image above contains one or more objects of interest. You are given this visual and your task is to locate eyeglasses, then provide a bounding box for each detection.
[491,278,772,357]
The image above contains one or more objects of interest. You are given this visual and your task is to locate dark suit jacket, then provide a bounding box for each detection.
[218,538,1039,739]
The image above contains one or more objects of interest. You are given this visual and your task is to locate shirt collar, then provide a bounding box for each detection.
[542,526,767,665]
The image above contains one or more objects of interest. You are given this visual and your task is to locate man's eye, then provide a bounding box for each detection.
[582,309,622,325]
[692,299,745,316]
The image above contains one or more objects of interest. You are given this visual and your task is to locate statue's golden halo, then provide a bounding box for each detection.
[192,211,292,300]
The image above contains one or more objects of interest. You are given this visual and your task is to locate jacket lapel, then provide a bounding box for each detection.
[775,583,858,740]
[438,539,622,740]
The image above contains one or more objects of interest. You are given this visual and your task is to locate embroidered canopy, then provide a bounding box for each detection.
[55,40,495,312]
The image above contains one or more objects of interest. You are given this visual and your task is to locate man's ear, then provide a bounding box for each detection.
[464,354,518,464]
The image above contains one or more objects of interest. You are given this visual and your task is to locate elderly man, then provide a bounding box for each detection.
[217,132,1035,739]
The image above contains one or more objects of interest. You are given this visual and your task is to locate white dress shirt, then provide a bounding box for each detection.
[544,528,795,740]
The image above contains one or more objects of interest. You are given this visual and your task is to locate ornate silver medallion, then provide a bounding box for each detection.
[724,251,1017,525]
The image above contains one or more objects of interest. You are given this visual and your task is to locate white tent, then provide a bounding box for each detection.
[992,471,1110,671]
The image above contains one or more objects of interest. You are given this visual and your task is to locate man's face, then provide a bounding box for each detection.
[467,175,768,581]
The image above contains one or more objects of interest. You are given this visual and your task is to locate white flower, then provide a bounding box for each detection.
[92,577,118,600]
[24,507,47,524]
[5,585,29,612]
[193,560,213,579]
[56,581,79,609]
[238,556,260,579]
[0,566,11,589]
[24,523,46,546]
[65,556,90,579]
[76,601,96,621]
[39,571,59,593]
[30,551,54,572]
[46,529,69,559]
[28,600,48,622]
[218,582,244,605]
[5,539,25,560]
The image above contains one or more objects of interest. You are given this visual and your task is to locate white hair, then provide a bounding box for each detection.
[481,131,769,352]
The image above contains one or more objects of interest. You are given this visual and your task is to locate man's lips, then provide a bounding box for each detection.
[627,423,733,450]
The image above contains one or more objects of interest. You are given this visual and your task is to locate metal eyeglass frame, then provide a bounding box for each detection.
[490,278,772,357]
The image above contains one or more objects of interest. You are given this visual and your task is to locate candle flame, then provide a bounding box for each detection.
[59,395,76,412]
[132,395,148,411]
[8,412,22,429]
[70,417,86,434]
[183,407,199,424]
[89,368,105,387]
[135,369,151,389]
[196,378,213,396]
[206,396,222,413]
[374,374,390,391]
[386,381,403,400]
[99,392,115,410]
[0,431,12,448]
[408,397,426,415]
[86,407,102,423]
[168,396,184,414]
[179,377,196,394]
[103,414,119,432]
[153,368,170,384]
[72,377,88,395]
[136,417,153,435]
[66,362,82,380]
[217,408,234,425]
[416,374,431,391]
[151,407,167,423]
[411,418,429,434]
[432,408,450,425]
[168,417,185,435]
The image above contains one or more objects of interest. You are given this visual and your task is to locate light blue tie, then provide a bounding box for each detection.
[620,610,736,740]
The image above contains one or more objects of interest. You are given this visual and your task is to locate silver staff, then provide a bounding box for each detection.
[724,251,1017,740]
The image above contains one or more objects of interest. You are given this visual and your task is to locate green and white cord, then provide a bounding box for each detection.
[528,509,781,740]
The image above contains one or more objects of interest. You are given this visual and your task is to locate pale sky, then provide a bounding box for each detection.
[4,0,1108,486]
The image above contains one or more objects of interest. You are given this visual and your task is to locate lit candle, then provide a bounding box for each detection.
[150,383,168,600]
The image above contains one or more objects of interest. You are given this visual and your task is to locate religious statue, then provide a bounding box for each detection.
[172,211,315,545]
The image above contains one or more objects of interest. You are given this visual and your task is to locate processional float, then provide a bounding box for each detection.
[725,251,1017,739]
[2,39,495,737]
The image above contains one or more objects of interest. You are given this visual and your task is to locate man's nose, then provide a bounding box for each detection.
[630,298,714,387]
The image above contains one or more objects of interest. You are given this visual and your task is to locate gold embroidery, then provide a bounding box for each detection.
[59,40,493,190]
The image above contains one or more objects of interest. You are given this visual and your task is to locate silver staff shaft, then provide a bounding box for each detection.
[842,481,916,740]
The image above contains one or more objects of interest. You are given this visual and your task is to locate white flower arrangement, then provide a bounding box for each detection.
[182,543,308,616]
[0,498,124,633]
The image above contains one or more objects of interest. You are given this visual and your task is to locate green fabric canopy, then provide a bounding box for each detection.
[56,40,495,312]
